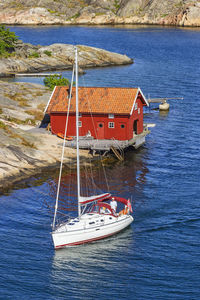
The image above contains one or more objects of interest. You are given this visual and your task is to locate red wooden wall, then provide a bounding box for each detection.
[50,97,144,141]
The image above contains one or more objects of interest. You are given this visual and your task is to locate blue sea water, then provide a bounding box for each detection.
[0,25,200,299]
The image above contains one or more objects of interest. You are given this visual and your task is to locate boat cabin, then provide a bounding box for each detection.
[45,86,149,142]
[80,194,132,217]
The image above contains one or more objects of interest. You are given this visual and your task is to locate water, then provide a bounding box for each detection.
[1,25,200,299]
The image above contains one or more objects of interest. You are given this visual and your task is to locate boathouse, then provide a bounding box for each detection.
[45,86,149,150]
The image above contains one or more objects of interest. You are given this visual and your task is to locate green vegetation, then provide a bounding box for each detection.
[25,109,44,121]
[0,120,7,130]
[44,50,52,56]
[113,0,120,14]
[161,13,169,18]
[47,9,57,14]
[43,74,70,90]
[95,12,105,17]
[71,12,81,19]
[28,51,40,58]
[4,116,35,126]
[0,119,34,147]
[114,0,120,10]
[174,1,184,8]
[0,25,18,57]
[37,103,46,111]
[4,92,29,107]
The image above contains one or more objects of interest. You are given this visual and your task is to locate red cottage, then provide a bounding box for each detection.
[45,86,149,149]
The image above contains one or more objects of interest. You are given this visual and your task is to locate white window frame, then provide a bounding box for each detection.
[138,107,140,114]
[108,122,115,128]
[78,121,82,127]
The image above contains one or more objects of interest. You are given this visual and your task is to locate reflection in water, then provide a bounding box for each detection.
[45,149,149,219]
[53,227,133,267]
[50,227,135,298]
[159,110,169,118]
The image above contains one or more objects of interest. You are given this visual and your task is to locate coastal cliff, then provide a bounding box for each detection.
[0,0,200,27]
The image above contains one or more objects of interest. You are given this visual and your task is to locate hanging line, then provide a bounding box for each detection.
[52,66,75,230]
[81,75,110,193]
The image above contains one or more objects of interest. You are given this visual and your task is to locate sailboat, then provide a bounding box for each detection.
[51,47,134,249]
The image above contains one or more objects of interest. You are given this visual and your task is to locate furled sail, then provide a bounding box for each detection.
[79,193,111,205]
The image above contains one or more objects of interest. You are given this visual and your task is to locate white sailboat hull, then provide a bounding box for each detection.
[52,214,133,249]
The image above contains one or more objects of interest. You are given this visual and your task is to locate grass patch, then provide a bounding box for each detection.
[37,103,46,111]
[71,12,81,19]
[4,92,29,107]
[0,120,7,130]
[20,137,36,148]
[174,1,184,8]
[43,50,52,56]
[47,9,57,14]
[28,51,40,58]
[6,116,24,125]
[25,109,44,120]
[5,116,36,126]
[161,13,169,18]
[0,120,37,148]
[95,12,105,17]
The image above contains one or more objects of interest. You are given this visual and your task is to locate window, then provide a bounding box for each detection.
[79,113,82,117]
[108,114,114,119]
[135,102,138,110]
[98,123,103,128]
[120,124,125,128]
[108,122,115,128]
[138,108,140,114]
[78,121,82,127]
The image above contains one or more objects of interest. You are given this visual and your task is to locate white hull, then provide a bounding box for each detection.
[52,213,133,249]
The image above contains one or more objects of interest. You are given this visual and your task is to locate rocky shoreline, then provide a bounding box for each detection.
[0,42,133,78]
[0,0,200,27]
[0,41,132,192]
[0,80,92,192]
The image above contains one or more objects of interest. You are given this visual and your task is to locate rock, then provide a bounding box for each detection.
[0,79,92,191]
[0,0,199,27]
[2,107,35,121]
[0,43,133,77]
[183,3,200,26]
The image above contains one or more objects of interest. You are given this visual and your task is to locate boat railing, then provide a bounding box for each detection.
[54,214,73,229]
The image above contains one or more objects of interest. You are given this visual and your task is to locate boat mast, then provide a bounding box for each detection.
[52,66,75,230]
[75,47,81,218]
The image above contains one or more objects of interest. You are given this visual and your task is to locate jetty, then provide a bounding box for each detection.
[15,73,61,77]
[64,127,149,152]
[148,97,183,111]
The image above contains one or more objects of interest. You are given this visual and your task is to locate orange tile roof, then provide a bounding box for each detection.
[46,86,142,115]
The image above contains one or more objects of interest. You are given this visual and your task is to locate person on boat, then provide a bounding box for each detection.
[100,206,106,214]
[110,197,117,213]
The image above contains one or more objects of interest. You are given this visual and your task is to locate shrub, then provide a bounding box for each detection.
[0,25,18,56]
[44,50,52,56]
[28,51,40,58]
[43,74,70,90]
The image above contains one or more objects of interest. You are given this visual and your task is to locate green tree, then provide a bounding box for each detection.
[43,74,70,90]
[0,25,18,56]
